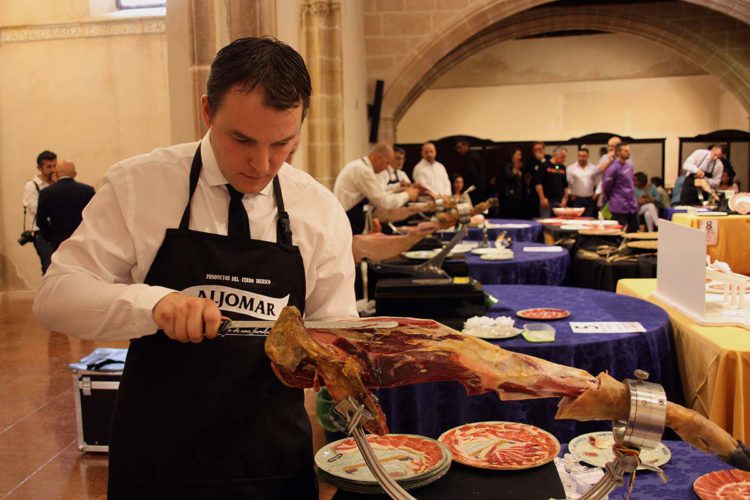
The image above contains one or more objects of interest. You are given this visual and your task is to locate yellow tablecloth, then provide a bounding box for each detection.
[617,278,750,441]
[672,213,750,275]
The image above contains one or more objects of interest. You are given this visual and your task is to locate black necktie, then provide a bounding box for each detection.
[226,184,250,238]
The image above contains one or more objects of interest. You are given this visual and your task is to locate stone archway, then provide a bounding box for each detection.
[379,1,750,141]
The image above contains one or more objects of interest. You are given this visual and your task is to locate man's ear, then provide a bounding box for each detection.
[200,95,213,129]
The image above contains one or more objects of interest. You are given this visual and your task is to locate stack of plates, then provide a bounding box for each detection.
[315,434,452,493]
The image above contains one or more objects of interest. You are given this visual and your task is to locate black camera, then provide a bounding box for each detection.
[18,231,35,246]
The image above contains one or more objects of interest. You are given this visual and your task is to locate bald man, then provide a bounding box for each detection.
[36,160,96,251]
[598,136,622,173]
[334,143,421,234]
[412,142,451,197]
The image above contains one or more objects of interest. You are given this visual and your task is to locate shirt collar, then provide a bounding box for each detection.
[200,130,274,197]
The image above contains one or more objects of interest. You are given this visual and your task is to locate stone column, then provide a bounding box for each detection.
[301,0,344,189]
[166,0,278,144]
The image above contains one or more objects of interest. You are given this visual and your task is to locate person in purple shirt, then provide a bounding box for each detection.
[602,143,639,232]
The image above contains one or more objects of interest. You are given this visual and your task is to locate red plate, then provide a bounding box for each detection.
[516,308,570,320]
[694,469,750,499]
[439,421,560,470]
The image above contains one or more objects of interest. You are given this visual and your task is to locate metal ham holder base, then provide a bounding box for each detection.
[330,397,416,500]
[581,369,669,500]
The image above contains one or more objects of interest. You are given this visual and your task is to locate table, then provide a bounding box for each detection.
[437,218,542,243]
[570,233,657,291]
[375,285,678,444]
[617,278,750,442]
[672,213,750,275]
[463,242,569,285]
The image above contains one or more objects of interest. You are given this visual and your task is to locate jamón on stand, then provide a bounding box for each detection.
[265,306,750,471]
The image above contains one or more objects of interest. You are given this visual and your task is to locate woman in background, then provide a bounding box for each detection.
[718,170,739,193]
[499,148,526,219]
[452,174,465,197]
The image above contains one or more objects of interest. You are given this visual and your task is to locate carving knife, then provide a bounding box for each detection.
[217,319,400,337]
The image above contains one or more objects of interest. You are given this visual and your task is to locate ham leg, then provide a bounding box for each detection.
[265,307,749,470]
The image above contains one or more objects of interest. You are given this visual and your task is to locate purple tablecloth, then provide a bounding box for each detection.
[464,242,569,285]
[560,440,733,499]
[438,218,542,243]
[374,285,678,444]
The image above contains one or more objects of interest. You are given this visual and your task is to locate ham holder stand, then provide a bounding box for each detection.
[327,369,670,500]
[370,203,489,328]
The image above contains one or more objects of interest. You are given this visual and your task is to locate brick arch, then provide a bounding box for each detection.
[382,3,750,138]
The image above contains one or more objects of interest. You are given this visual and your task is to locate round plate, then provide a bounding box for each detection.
[480,251,514,261]
[402,250,439,260]
[694,469,750,500]
[516,308,570,320]
[463,326,523,340]
[439,421,560,470]
[471,248,498,255]
[315,434,450,484]
[568,431,671,469]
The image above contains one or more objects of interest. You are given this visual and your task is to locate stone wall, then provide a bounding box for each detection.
[363,0,750,139]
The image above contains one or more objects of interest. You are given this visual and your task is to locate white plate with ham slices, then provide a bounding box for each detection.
[315,434,451,484]
[568,431,671,469]
[438,421,560,470]
[693,469,750,499]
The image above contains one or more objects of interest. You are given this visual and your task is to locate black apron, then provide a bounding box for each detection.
[345,158,371,235]
[680,152,714,205]
[108,146,314,499]
[386,168,400,186]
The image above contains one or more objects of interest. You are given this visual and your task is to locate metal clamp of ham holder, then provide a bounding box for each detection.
[330,397,416,500]
[580,369,669,500]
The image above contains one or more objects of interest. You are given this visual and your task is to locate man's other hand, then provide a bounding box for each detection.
[153,293,222,343]
[404,186,421,202]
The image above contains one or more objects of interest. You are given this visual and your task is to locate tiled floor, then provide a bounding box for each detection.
[0,298,335,499]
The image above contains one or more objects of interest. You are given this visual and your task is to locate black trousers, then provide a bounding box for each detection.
[33,232,53,274]
[612,212,640,233]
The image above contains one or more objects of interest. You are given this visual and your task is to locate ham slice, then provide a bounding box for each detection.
[265,307,749,469]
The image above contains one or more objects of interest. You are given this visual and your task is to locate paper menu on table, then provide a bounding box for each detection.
[570,322,646,333]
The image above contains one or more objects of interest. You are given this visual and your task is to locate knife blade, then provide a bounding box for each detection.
[217,319,400,337]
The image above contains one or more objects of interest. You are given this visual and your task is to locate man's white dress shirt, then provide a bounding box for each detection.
[34,132,357,340]
[377,166,411,193]
[566,161,602,197]
[23,177,51,231]
[333,157,409,212]
[682,149,724,189]
[412,159,451,196]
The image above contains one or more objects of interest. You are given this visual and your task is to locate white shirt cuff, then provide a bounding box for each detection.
[132,285,177,337]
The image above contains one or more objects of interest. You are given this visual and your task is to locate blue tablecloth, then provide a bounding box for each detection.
[560,440,733,499]
[438,218,542,243]
[374,285,678,444]
[464,242,569,285]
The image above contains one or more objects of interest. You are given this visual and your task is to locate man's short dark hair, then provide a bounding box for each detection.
[651,176,664,187]
[634,171,648,185]
[615,142,629,154]
[713,144,727,154]
[578,147,589,155]
[394,147,406,156]
[36,150,57,167]
[206,37,312,120]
